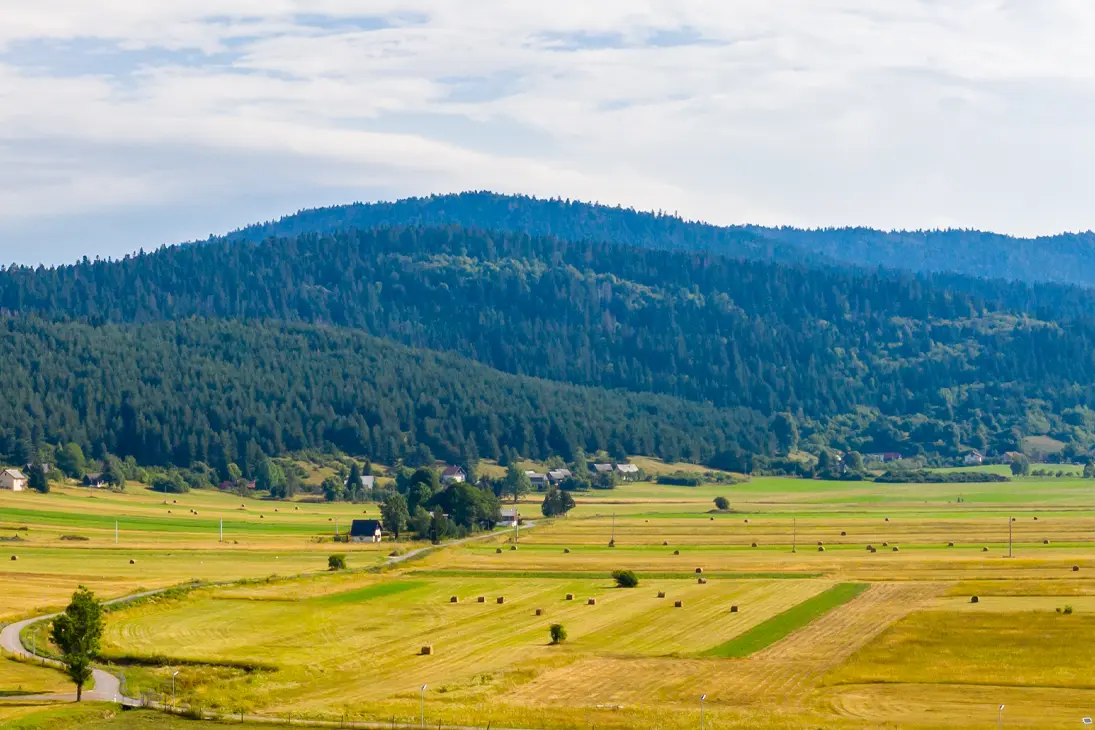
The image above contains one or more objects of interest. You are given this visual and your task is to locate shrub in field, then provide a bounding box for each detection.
[550,624,567,644]
[328,554,347,570]
[1064,605,1074,614]
[612,570,639,588]
[713,496,730,511]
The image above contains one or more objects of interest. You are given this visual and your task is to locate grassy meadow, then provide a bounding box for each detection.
[4,464,1095,728]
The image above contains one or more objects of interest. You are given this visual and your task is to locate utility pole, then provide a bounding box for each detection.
[219,518,223,542]
[700,693,707,730]
[611,513,616,543]
[420,685,427,728]
[1008,517,1013,558]
[792,518,797,553]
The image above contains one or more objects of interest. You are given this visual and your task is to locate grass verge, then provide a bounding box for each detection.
[408,569,822,580]
[703,582,869,658]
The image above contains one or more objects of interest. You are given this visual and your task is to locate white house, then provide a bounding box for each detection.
[547,469,572,483]
[441,466,466,484]
[526,471,549,489]
[349,519,383,543]
[615,463,640,480]
[963,451,984,466]
[500,506,520,527]
[0,469,27,492]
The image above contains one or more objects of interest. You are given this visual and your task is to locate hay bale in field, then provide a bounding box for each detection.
[295,506,300,511]
[730,605,738,613]
[882,542,889,547]
[1033,516,1038,520]
[477,596,486,603]
[129,559,136,564]
[608,539,615,548]
[167,510,171,514]
[9,555,16,561]
[982,547,989,552]
[497,596,506,604]
[698,577,708,584]
[817,540,824,546]
[1074,566,1081,572]
[970,596,979,604]
[496,548,503,554]
[663,541,669,546]
[1044,539,1050,545]
[695,567,703,574]
[840,531,847,536]
[866,544,874,551]
[710,517,715,521]
[535,608,544,616]
[885,517,889,522]
[565,593,575,600]
[947,542,954,547]
[260,515,264,519]
[657,591,666,598]
[673,550,680,555]
[564,548,571,553]
[751,542,758,548]
[510,545,518,551]
[818,546,825,552]
[421,645,434,655]
[744,519,749,523]
[1012,517,1017,522]
[674,600,683,608]
[868,547,877,553]
[587,598,597,605]
[450,596,459,603]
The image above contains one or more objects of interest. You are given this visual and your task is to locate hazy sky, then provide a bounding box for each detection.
[2,1,1094,264]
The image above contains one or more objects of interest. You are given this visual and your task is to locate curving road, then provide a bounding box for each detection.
[0,521,531,709]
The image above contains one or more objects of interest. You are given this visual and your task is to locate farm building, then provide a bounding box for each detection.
[349,519,383,543]
[591,463,614,474]
[866,452,903,463]
[615,463,640,480]
[526,472,549,489]
[83,473,107,488]
[963,451,984,466]
[547,469,572,483]
[500,506,520,527]
[441,466,467,484]
[346,474,376,489]
[0,468,27,491]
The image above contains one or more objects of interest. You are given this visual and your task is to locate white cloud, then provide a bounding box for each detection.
[2,1,1095,263]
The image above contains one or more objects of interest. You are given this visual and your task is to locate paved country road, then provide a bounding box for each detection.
[0,521,532,714]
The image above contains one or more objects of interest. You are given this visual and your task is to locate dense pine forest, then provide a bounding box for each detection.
[2,192,1095,471]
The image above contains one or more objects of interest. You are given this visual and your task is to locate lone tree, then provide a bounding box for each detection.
[28,463,49,494]
[549,624,567,645]
[381,493,410,540]
[51,585,104,701]
[612,569,639,588]
[713,496,730,511]
[328,554,347,570]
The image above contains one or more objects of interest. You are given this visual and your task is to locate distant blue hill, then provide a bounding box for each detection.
[221,191,1095,287]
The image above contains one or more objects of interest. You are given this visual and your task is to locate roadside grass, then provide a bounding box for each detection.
[408,569,821,580]
[703,583,869,658]
[0,656,68,696]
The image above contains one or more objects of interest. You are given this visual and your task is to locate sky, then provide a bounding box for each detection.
[2,1,1095,265]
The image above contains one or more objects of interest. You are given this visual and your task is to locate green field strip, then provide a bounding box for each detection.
[0,506,333,535]
[703,582,869,658]
[312,580,426,605]
[408,569,821,580]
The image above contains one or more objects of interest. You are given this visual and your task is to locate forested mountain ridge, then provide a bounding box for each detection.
[0,317,771,469]
[4,224,1095,467]
[222,192,1095,287]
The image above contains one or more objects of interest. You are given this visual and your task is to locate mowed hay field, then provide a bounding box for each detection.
[8,469,1095,729]
[0,484,393,618]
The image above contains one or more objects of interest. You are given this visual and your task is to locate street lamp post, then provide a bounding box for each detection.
[998,704,1005,730]
[172,670,180,710]
[700,693,707,730]
[420,684,427,728]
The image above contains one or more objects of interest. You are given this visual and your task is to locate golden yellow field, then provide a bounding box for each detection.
[5,470,1095,729]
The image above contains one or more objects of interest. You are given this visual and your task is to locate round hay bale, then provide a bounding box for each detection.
[970,596,979,604]
[885,517,889,522]
[1044,539,1050,545]
[673,550,680,555]
[982,547,989,552]
[751,542,758,548]
[274,508,278,512]
[477,596,486,603]
[565,593,575,601]
[510,545,517,551]
[129,559,136,564]
[818,546,826,552]
[496,548,503,554]
[869,547,877,553]
[662,541,669,546]
[168,510,171,514]
[295,506,300,511]
[1033,516,1038,521]
[892,546,899,552]
[674,600,683,608]
[730,605,739,613]
[695,567,703,574]
[587,598,597,606]
[10,555,16,561]
[698,577,708,584]
[744,519,749,523]
[866,545,874,551]
[882,542,889,547]
[1074,566,1081,572]
[563,548,571,553]
[535,608,544,616]
[260,515,264,519]
[840,531,847,536]
[173,500,177,504]
[817,540,824,546]
[328,518,333,522]
[657,591,666,598]
[421,645,434,656]
[241,504,246,508]
[608,539,615,548]
[450,596,459,603]
[947,542,954,547]
[497,596,506,604]
[1012,517,1017,522]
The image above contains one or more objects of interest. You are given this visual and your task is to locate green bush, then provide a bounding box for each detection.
[549,624,567,644]
[612,569,639,588]
[328,554,347,571]
[713,496,730,511]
